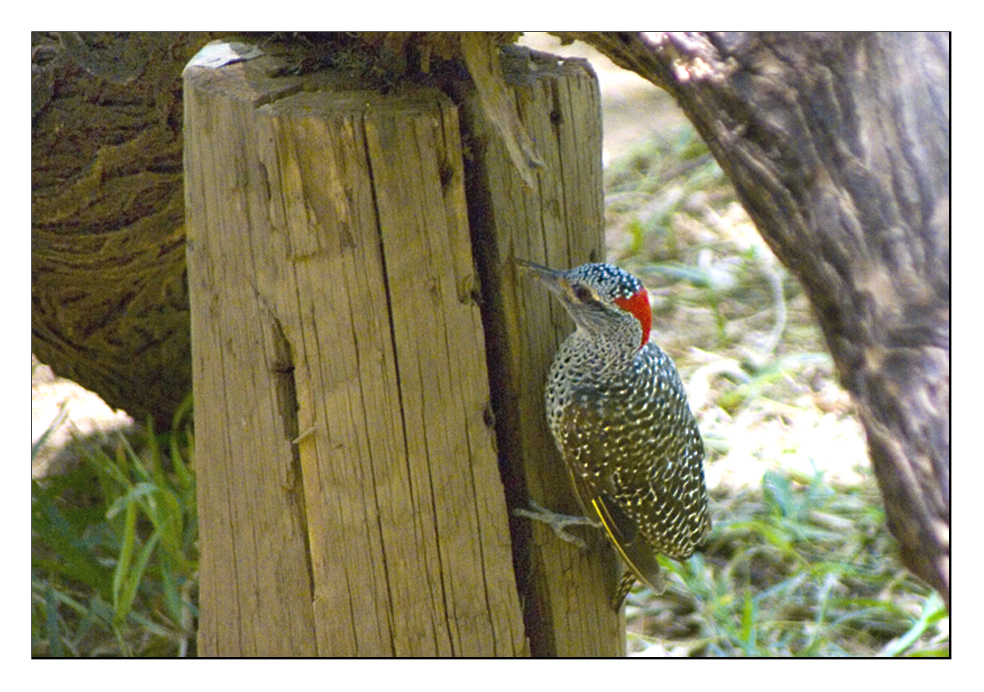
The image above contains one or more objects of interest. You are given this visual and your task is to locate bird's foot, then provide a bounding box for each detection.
[512,500,602,550]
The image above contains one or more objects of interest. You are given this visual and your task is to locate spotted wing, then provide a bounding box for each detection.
[557,343,711,589]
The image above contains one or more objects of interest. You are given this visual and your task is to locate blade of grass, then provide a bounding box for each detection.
[43,581,64,657]
[877,592,946,657]
[111,499,137,619]
[114,526,162,630]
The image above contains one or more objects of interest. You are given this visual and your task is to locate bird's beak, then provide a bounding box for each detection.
[515,258,570,298]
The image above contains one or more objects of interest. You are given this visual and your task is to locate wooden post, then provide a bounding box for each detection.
[184,56,526,656]
[461,48,622,656]
[184,43,617,656]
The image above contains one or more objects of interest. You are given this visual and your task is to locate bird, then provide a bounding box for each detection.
[515,258,711,610]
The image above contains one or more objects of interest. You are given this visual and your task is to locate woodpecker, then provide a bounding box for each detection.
[516,259,711,609]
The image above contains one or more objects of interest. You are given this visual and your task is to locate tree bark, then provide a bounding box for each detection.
[31,32,215,426]
[560,31,950,607]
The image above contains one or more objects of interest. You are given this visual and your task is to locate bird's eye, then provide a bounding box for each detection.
[572,284,595,302]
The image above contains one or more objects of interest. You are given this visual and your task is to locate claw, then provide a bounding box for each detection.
[512,500,602,550]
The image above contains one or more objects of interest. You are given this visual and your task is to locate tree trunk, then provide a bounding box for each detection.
[560,31,950,607]
[31,32,213,426]
[184,43,620,656]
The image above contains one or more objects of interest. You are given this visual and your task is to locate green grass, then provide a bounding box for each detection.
[608,120,949,657]
[624,467,948,657]
[31,397,198,657]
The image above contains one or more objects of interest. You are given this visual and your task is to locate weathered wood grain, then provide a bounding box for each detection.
[184,55,529,656]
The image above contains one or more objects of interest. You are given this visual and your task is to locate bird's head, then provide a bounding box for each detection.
[517,259,652,350]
